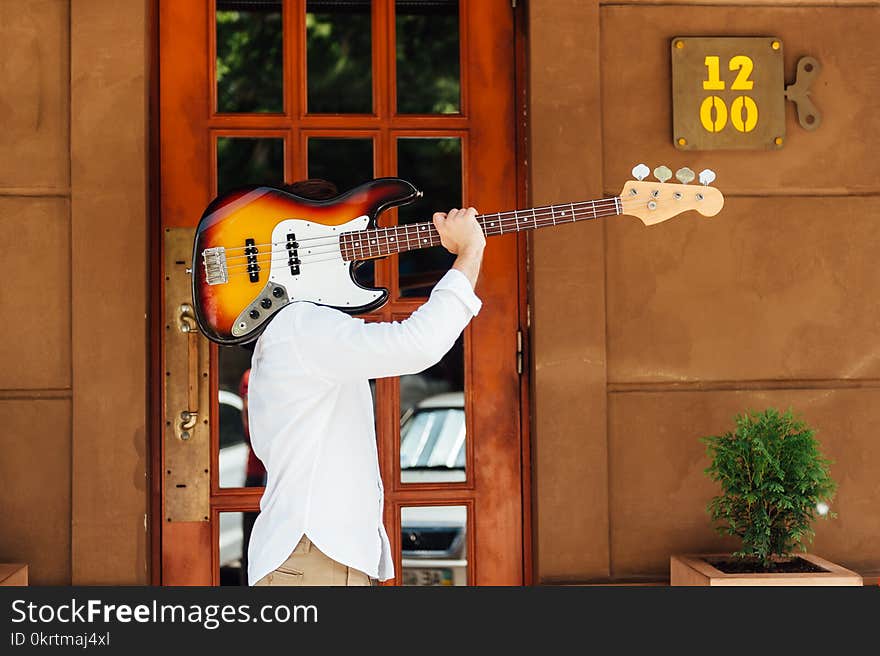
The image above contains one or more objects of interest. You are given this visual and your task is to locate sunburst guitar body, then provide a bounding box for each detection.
[192,178,419,345]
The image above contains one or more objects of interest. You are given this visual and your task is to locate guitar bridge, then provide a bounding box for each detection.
[202,246,228,285]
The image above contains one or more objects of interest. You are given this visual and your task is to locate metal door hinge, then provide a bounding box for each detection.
[516,329,524,375]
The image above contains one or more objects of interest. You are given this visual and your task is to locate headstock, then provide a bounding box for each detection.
[618,163,724,226]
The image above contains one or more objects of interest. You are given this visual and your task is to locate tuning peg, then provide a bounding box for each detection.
[631,163,650,181]
[675,167,695,184]
[698,168,716,186]
[653,166,672,183]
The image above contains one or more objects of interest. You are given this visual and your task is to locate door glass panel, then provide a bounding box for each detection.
[401,505,468,586]
[307,137,374,196]
[306,1,372,114]
[218,346,266,489]
[396,137,461,296]
[396,0,460,114]
[400,334,465,484]
[216,136,284,196]
[216,1,284,113]
[219,510,260,585]
[307,136,375,289]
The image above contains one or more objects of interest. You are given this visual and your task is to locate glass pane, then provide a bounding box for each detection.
[306,1,372,113]
[216,1,283,113]
[396,0,460,114]
[308,136,376,288]
[219,510,260,585]
[218,346,266,489]
[216,137,284,196]
[307,137,374,195]
[401,505,468,586]
[396,137,461,296]
[400,333,465,483]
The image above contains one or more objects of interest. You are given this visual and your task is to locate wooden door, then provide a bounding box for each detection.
[157,0,527,585]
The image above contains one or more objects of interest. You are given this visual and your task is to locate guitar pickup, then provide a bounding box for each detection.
[202,246,228,285]
[245,238,260,283]
[286,233,300,275]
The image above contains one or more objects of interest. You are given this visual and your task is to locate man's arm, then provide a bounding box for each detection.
[276,207,486,382]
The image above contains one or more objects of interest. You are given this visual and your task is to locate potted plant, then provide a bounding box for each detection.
[670,408,862,586]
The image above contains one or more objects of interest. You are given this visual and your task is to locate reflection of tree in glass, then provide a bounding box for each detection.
[307,137,374,194]
[217,137,285,196]
[216,6,284,113]
[396,1,460,114]
[398,137,462,296]
[307,8,372,113]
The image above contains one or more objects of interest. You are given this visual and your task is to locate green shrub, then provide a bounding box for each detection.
[702,408,836,568]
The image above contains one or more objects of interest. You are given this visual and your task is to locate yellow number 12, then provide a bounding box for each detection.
[702,54,754,90]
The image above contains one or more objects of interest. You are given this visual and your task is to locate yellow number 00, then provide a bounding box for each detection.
[700,95,757,133]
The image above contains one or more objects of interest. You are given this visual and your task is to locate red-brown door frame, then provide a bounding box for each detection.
[149,0,533,586]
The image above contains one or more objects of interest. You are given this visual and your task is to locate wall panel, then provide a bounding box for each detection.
[0,399,71,585]
[530,0,880,582]
[0,197,71,390]
[600,5,880,196]
[70,0,149,584]
[0,0,72,586]
[607,196,880,382]
[0,0,69,191]
[609,388,880,577]
[529,0,610,582]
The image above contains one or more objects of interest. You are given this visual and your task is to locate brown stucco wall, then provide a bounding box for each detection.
[529,0,880,582]
[0,0,149,584]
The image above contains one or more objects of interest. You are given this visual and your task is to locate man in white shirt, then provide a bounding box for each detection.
[246,196,486,586]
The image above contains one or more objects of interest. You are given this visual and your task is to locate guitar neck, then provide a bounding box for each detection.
[339,196,622,261]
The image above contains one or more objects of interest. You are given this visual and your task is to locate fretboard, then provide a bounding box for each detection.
[339,197,622,261]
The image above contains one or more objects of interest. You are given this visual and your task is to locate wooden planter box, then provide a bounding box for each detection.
[0,564,28,586]
[671,554,862,586]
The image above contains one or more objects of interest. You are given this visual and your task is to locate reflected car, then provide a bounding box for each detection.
[218,389,248,571]
[400,392,468,586]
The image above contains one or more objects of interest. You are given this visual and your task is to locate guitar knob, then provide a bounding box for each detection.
[260,298,272,309]
[272,287,284,298]
[249,310,260,320]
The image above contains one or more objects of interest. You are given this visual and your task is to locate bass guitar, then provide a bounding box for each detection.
[191,164,723,345]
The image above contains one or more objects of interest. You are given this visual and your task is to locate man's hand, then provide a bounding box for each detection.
[433,207,486,288]
[433,207,486,256]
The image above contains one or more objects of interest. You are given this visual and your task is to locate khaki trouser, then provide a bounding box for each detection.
[254,536,374,586]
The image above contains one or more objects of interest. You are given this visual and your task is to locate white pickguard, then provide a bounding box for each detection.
[268,215,383,309]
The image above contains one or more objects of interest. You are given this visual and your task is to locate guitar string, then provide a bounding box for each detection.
[214,196,628,254]
[216,198,665,278]
[217,201,640,275]
[217,197,672,276]
[215,195,661,271]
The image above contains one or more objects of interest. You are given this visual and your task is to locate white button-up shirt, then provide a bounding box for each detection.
[246,269,482,585]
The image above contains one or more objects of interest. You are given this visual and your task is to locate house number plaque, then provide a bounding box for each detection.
[672,37,786,150]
